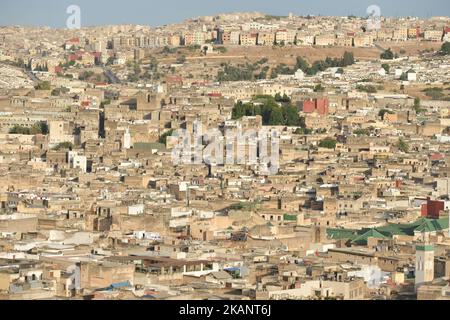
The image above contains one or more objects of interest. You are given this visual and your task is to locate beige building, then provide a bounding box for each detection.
[240,32,258,46]
[353,34,373,47]
[424,30,443,41]
[257,32,275,45]
[315,34,336,46]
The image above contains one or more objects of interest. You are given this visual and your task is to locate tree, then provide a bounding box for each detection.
[217,63,258,82]
[342,51,355,67]
[380,48,395,60]
[353,128,370,136]
[295,57,310,72]
[51,87,70,96]
[31,122,48,135]
[159,129,175,145]
[275,93,291,103]
[381,63,390,73]
[9,125,31,135]
[423,87,444,100]
[282,105,300,126]
[379,109,394,119]
[35,81,51,90]
[53,142,73,151]
[397,138,409,153]
[294,127,313,135]
[356,84,377,93]
[441,42,450,55]
[9,122,48,135]
[314,84,325,92]
[232,95,300,126]
[319,138,337,149]
[413,97,423,114]
[268,106,284,125]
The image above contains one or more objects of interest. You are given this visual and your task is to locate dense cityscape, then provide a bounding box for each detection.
[0,8,450,301]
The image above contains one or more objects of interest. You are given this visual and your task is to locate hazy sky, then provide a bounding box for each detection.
[0,0,449,28]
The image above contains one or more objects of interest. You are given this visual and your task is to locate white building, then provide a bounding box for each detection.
[406,69,417,81]
[128,204,144,216]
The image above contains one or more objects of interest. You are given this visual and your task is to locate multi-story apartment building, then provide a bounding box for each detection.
[183,32,194,46]
[229,31,241,45]
[286,30,297,44]
[296,33,315,45]
[192,31,206,45]
[240,32,258,46]
[353,34,373,47]
[315,34,336,46]
[393,27,408,41]
[168,34,181,47]
[336,35,353,47]
[275,29,297,45]
[408,27,421,39]
[221,32,231,44]
[275,30,288,44]
[183,31,206,46]
[257,32,275,45]
[222,31,241,45]
[424,29,443,41]
[376,29,393,41]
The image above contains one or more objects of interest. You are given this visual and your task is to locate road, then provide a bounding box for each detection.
[103,67,120,84]
[25,70,40,83]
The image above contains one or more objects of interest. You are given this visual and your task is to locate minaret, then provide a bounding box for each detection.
[123,128,131,150]
[415,244,434,291]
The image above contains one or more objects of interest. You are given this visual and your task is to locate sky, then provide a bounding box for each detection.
[0,0,449,28]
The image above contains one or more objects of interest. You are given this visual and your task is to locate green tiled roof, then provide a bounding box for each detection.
[377,217,449,237]
[283,214,297,221]
[416,244,434,251]
[350,229,388,246]
[414,218,449,233]
[327,217,449,246]
[326,228,359,240]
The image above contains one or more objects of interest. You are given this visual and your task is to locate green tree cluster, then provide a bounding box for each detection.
[396,138,409,153]
[318,138,337,149]
[217,63,258,82]
[53,142,74,151]
[232,95,301,126]
[380,48,395,60]
[422,87,445,100]
[35,81,51,90]
[356,84,377,93]
[294,51,355,76]
[353,128,370,136]
[413,97,424,114]
[9,122,48,135]
[441,42,450,55]
[159,129,175,145]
